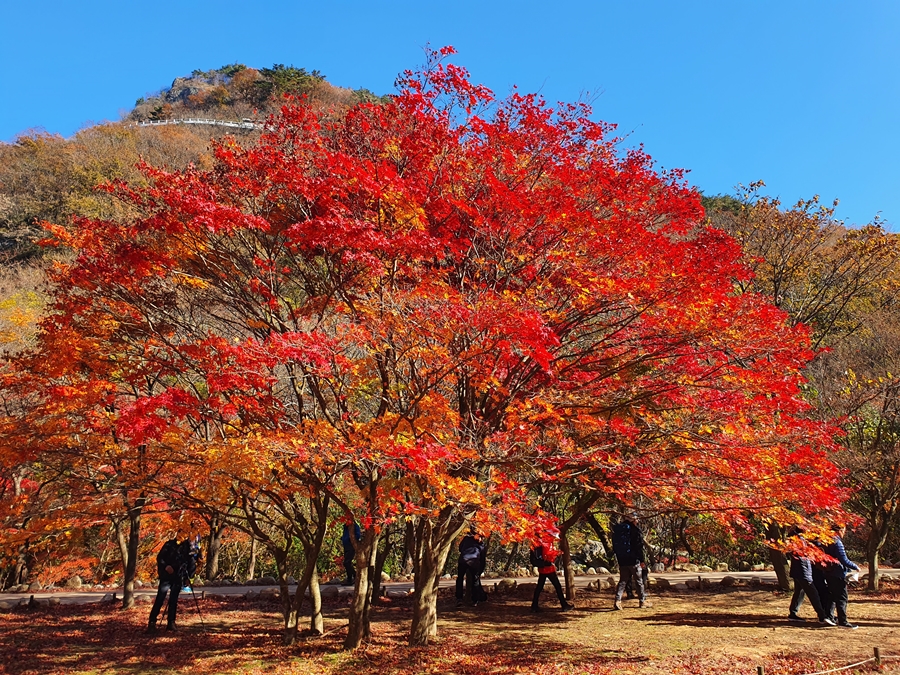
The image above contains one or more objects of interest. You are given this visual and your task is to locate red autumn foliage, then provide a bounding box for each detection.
[1,47,849,647]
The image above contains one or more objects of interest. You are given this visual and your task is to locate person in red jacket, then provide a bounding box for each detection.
[530,532,574,613]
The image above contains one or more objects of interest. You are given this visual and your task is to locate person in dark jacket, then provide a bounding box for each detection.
[455,530,487,606]
[341,521,362,586]
[821,525,860,629]
[147,534,199,632]
[613,512,648,610]
[787,530,834,625]
[530,532,574,613]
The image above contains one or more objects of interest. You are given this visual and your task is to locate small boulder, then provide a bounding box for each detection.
[750,564,765,572]
[597,567,611,575]
[244,591,260,601]
[586,567,597,575]
[739,561,751,571]
[652,563,666,573]
[381,571,391,582]
[685,579,701,590]
[496,578,517,592]
[320,585,340,598]
[0,600,15,610]
[715,563,729,572]
[260,588,280,601]
[682,563,700,573]
[698,565,713,573]
[28,582,44,592]
[720,575,737,588]
[259,576,276,585]
[654,577,671,589]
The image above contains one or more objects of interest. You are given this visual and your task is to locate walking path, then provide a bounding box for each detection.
[0,570,783,607]
[10,567,894,607]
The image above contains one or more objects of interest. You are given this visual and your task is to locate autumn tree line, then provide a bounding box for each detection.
[1,50,899,649]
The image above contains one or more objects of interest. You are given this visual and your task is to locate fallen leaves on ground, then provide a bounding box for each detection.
[1,586,899,675]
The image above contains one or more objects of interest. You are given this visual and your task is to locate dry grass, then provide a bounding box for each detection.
[1,584,898,675]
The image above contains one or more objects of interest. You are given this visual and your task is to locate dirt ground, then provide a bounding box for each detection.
[1,584,898,675]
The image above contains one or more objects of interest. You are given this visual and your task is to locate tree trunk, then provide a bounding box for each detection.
[247,537,258,581]
[865,510,893,592]
[114,519,128,574]
[866,546,880,592]
[402,520,415,575]
[503,541,520,572]
[559,531,575,601]
[274,548,301,645]
[372,533,394,602]
[586,514,615,569]
[344,527,379,650]
[308,565,323,635]
[556,493,598,601]
[408,512,464,647]
[12,544,28,587]
[409,549,443,646]
[766,522,792,592]
[205,514,226,580]
[283,542,325,645]
[121,495,146,610]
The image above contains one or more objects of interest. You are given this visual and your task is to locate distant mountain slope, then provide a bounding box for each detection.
[129,63,385,123]
[0,64,386,262]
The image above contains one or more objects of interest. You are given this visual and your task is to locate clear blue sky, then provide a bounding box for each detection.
[2,1,898,229]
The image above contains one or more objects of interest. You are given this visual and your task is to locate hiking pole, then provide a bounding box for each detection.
[188,584,205,628]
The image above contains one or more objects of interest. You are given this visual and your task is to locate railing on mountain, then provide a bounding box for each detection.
[133,118,264,130]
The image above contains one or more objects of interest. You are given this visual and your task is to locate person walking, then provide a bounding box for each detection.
[821,524,860,629]
[455,529,487,606]
[612,511,649,610]
[147,533,198,632]
[787,530,835,625]
[530,532,574,613]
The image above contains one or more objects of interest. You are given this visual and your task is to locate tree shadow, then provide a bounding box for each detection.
[0,600,650,675]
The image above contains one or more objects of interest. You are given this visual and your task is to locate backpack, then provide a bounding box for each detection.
[529,546,545,568]
[156,538,180,578]
[178,540,199,579]
[612,522,633,561]
[158,539,179,567]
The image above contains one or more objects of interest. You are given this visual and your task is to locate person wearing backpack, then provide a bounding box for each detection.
[455,529,487,607]
[820,524,861,629]
[147,532,199,632]
[787,528,835,625]
[529,531,574,613]
[612,511,649,610]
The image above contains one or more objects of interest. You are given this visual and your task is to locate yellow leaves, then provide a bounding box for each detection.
[246,317,268,330]
[171,271,209,290]
[379,189,427,233]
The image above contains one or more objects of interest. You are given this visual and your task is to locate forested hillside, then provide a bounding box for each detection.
[1,55,899,650]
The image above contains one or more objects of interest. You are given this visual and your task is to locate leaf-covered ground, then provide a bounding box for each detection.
[2,585,899,675]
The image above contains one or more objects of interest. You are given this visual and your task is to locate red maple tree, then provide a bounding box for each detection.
[2,48,846,648]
